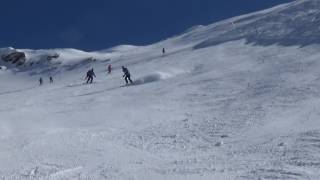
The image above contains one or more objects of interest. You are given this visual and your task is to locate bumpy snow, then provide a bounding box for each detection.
[1,0,320,179]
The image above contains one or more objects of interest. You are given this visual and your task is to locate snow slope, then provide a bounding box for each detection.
[1,0,320,179]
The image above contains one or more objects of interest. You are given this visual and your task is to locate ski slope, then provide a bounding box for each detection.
[1,0,320,179]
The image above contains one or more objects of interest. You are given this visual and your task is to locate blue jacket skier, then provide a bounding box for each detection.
[86,68,96,84]
[122,66,133,84]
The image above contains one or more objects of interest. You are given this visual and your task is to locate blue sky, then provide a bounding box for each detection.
[0,0,293,51]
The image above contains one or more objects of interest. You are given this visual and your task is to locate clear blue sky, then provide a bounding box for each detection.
[0,0,293,51]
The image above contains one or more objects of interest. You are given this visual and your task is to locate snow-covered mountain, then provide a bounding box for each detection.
[1,0,320,179]
[171,0,320,48]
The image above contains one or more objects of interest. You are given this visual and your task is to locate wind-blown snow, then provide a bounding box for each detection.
[1,0,320,179]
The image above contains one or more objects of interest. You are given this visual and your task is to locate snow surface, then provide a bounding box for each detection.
[1,0,320,179]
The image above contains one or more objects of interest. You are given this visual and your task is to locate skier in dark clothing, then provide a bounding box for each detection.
[162,48,166,54]
[49,76,53,83]
[122,66,133,84]
[86,68,96,84]
[39,77,43,86]
[108,64,112,74]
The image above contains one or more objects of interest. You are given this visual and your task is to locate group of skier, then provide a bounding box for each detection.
[39,64,133,86]
[84,65,133,85]
[39,76,53,85]
[39,47,166,86]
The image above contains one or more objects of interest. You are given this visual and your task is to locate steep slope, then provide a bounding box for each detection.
[1,0,320,180]
[168,0,320,49]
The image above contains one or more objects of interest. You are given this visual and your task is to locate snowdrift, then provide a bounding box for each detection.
[133,72,174,85]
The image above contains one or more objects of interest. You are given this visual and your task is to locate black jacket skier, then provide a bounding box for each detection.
[86,68,96,84]
[122,66,133,84]
[39,77,43,86]
[108,64,112,74]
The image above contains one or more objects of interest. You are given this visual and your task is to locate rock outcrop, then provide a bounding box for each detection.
[1,51,26,66]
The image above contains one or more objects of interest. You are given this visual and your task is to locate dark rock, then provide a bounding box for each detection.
[47,53,60,61]
[1,51,26,66]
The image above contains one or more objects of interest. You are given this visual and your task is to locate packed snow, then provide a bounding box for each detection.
[1,0,320,179]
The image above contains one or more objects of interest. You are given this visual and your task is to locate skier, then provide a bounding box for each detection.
[39,77,43,86]
[85,68,96,84]
[162,48,166,55]
[108,64,112,74]
[49,76,53,83]
[122,66,133,84]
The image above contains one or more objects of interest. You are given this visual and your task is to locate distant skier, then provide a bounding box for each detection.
[49,76,53,83]
[122,66,133,84]
[85,68,96,84]
[107,64,112,74]
[162,48,166,55]
[39,77,43,86]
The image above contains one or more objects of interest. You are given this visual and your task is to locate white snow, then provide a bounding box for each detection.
[1,0,320,179]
